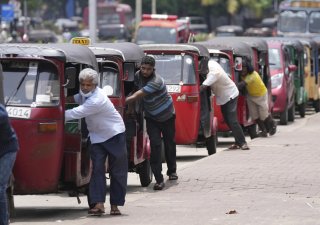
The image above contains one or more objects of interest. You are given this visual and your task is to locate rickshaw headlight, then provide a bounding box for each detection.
[271,73,283,89]
[38,122,57,133]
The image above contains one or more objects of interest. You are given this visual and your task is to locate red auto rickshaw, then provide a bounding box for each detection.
[1,43,98,214]
[199,40,258,138]
[88,42,152,187]
[140,43,218,155]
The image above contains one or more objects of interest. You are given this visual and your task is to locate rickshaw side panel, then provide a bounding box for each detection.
[12,108,64,194]
[171,86,200,144]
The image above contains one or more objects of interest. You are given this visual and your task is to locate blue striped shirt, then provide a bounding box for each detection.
[134,71,175,122]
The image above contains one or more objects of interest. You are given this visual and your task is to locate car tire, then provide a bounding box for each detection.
[279,106,288,125]
[138,159,153,187]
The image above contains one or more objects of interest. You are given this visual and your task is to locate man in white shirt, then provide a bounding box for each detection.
[65,68,127,216]
[200,60,249,150]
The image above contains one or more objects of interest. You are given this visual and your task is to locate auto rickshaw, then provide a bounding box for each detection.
[299,38,320,112]
[140,43,218,155]
[88,42,152,187]
[198,39,258,138]
[274,38,308,118]
[1,43,98,214]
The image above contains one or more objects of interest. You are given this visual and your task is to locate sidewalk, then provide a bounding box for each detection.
[102,112,320,225]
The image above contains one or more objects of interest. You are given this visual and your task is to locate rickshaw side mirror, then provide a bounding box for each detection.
[123,63,135,81]
[235,57,243,71]
[288,64,297,73]
[63,67,76,89]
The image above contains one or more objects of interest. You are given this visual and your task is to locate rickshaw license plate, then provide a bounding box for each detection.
[166,85,181,93]
[6,107,31,119]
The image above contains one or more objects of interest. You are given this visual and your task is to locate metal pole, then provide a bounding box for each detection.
[89,0,97,43]
[152,0,156,14]
[23,0,27,38]
[135,0,142,31]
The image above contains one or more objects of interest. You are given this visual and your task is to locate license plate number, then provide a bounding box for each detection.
[6,107,31,119]
[166,85,181,93]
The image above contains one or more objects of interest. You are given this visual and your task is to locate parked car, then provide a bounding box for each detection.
[266,38,296,125]
[215,25,243,37]
[28,29,58,43]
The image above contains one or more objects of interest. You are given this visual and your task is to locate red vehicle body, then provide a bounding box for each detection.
[88,42,152,186]
[199,40,258,138]
[266,39,296,125]
[1,44,98,205]
[83,1,133,29]
[141,43,218,155]
[134,14,190,44]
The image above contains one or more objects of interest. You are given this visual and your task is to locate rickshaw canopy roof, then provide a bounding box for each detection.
[264,37,304,52]
[215,36,268,52]
[89,42,144,62]
[0,43,98,70]
[140,43,210,58]
[199,39,253,59]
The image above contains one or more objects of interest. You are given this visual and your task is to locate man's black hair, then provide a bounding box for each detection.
[244,58,254,74]
[141,55,155,67]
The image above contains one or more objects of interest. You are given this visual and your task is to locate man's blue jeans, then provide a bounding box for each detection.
[0,152,17,225]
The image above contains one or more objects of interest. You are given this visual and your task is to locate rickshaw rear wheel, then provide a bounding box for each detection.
[206,135,217,155]
[298,103,306,118]
[313,99,319,113]
[138,159,153,187]
[288,105,295,122]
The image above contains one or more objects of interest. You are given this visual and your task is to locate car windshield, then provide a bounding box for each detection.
[99,62,120,97]
[3,60,59,107]
[268,48,282,69]
[309,12,320,33]
[210,56,231,78]
[278,10,307,33]
[153,54,196,85]
[135,27,176,44]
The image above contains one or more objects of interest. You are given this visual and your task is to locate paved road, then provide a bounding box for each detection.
[11,110,320,225]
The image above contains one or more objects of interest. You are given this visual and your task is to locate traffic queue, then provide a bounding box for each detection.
[1,34,319,217]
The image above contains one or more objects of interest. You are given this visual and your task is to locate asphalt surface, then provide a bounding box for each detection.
[11,111,320,225]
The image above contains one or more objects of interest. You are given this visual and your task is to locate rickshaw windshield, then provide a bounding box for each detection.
[3,60,60,107]
[210,56,231,78]
[154,54,196,85]
[99,62,120,97]
[268,48,281,70]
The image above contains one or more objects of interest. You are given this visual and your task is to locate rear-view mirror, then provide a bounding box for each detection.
[63,67,76,89]
[235,57,243,71]
[123,63,135,81]
[288,64,297,73]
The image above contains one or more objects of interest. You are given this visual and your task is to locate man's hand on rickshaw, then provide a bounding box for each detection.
[199,84,208,93]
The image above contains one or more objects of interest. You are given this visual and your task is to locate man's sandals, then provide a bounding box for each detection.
[110,205,121,216]
[88,203,105,216]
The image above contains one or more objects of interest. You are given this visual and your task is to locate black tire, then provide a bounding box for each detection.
[288,104,295,122]
[205,135,217,155]
[138,159,153,187]
[279,107,288,125]
[247,124,258,139]
[299,103,306,118]
[313,99,320,113]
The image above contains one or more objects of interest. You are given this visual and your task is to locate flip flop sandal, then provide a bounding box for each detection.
[88,207,105,216]
[228,144,240,150]
[110,209,121,216]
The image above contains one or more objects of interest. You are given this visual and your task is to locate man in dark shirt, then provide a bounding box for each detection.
[0,104,19,225]
[126,55,177,190]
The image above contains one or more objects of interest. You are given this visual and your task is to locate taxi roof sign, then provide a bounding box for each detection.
[70,37,91,46]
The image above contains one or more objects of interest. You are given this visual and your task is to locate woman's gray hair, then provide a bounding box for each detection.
[79,68,99,85]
